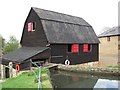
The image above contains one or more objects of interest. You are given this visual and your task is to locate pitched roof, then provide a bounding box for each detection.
[32,7,99,44]
[32,7,90,26]
[2,47,49,63]
[98,26,120,37]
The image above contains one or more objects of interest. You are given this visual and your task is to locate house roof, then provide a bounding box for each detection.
[98,26,120,37]
[32,7,90,26]
[32,7,100,44]
[2,47,49,63]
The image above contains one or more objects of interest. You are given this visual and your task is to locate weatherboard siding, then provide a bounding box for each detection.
[50,44,99,64]
[20,7,99,65]
[2,7,99,68]
[20,9,48,47]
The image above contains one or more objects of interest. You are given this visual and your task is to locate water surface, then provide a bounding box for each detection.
[50,70,119,89]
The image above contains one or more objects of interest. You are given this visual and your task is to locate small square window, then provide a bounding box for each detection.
[67,44,79,53]
[28,22,36,32]
[107,37,110,41]
[68,44,72,52]
[118,36,120,41]
[88,44,91,51]
[83,44,88,52]
[118,45,120,50]
[83,44,92,52]
[72,44,79,53]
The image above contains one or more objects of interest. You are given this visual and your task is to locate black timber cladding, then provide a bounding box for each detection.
[50,44,99,64]
[32,7,99,44]
[20,9,48,47]
[2,7,99,67]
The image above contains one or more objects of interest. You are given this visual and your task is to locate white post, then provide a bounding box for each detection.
[9,62,13,78]
[38,67,42,90]
[1,65,4,79]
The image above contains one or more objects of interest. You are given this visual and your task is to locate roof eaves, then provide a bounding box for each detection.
[98,34,120,38]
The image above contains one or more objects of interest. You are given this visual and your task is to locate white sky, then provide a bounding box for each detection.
[0,0,119,41]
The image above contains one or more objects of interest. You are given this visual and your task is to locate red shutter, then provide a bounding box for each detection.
[28,22,33,32]
[72,44,79,53]
[83,44,88,52]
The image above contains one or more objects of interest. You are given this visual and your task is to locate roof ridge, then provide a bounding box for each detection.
[32,7,90,26]
[32,7,83,20]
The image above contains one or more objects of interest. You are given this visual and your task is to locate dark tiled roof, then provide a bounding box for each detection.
[2,47,49,63]
[32,7,99,43]
[98,26,120,37]
[33,7,90,26]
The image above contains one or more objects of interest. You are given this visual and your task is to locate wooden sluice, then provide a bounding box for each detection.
[44,63,58,70]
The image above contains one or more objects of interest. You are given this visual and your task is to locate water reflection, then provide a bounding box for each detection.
[50,70,119,89]
[94,79,119,89]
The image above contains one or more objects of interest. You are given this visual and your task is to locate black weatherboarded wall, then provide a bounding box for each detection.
[50,44,99,64]
[20,7,100,65]
[20,9,48,47]
[2,7,100,69]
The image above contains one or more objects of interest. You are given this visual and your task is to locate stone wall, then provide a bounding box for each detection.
[99,36,119,66]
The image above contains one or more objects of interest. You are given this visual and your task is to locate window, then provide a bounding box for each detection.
[118,36,120,41]
[107,37,110,41]
[28,22,36,32]
[118,45,120,50]
[72,44,79,53]
[83,44,88,52]
[88,44,91,51]
[68,44,72,52]
[83,44,92,52]
[67,44,79,53]
[88,44,92,52]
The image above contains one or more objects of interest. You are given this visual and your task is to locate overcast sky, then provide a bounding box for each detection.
[0,0,118,41]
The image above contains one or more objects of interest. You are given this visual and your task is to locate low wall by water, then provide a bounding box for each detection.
[57,64,120,76]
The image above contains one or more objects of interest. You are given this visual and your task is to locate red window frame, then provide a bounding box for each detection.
[83,44,92,52]
[72,44,79,53]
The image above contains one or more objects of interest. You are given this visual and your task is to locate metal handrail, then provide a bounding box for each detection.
[30,59,42,90]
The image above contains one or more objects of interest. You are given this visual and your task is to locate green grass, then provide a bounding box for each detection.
[2,68,53,89]
[107,65,120,69]
[2,72,38,88]
[0,83,2,90]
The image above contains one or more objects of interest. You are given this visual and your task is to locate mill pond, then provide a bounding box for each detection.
[50,69,120,89]
[1,64,120,89]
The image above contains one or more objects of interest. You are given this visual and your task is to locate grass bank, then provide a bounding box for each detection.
[2,68,53,89]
